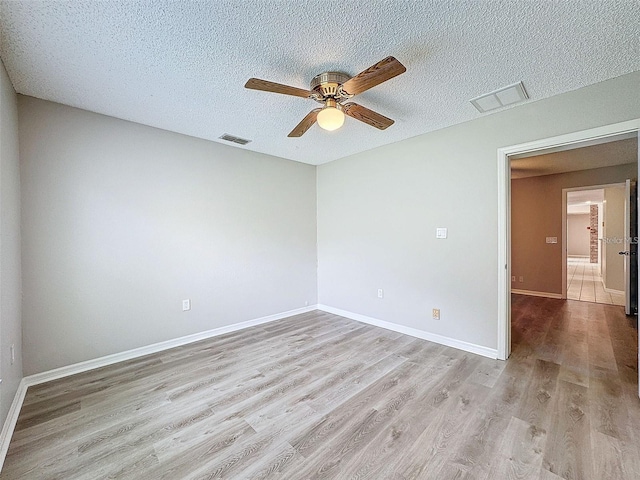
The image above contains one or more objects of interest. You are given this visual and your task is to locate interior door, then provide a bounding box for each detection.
[623,179,638,315]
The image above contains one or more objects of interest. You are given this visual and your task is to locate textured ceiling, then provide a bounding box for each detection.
[1,1,639,165]
[510,137,638,179]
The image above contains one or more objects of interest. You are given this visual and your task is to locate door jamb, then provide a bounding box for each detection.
[497,119,640,361]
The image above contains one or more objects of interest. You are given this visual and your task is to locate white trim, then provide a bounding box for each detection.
[497,133,511,360]
[511,289,564,299]
[317,304,498,360]
[2,305,318,471]
[498,119,640,363]
[23,305,318,387]
[562,189,568,298]
[1,302,498,469]
[624,179,632,314]
[0,379,28,471]
[603,286,625,295]
[499,120,640,158]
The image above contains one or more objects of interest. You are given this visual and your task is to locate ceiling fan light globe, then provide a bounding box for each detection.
[317,107,345,131]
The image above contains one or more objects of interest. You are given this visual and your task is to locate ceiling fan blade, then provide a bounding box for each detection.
[342,103,394,130]
[245,78,312,98]
[341,56,406,96]
[288,108,322,137]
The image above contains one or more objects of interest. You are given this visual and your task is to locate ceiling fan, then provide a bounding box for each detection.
[244,56,406,137]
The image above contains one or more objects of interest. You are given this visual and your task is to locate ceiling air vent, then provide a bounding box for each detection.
[219,133,251,145]
[470,81,529,113]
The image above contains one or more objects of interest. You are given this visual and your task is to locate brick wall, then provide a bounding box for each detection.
[590,204,599,263]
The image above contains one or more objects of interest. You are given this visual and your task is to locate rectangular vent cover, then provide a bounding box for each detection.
[219,134,251,145]
[470,81,529,113]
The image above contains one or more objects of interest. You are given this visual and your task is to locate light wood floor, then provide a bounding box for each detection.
[567,256,625,306]
[2,299,639,479]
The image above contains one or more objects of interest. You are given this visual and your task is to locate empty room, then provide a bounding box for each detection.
[0,1,639,479]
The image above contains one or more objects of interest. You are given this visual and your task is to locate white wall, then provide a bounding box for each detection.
[0,59,23,425]
[603,186,626,292]
[317,71,640,352]
[19,96,317,375]
[567,214,590,256]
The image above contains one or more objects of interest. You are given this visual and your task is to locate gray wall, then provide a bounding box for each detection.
[512,165,636,295]
[19,96,318,375]
[12,70,640,374]
[0,59,23,425]
[567,214,590,256]
[317,71,640,351]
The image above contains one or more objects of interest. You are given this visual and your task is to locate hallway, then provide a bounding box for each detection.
[567,256,625,306]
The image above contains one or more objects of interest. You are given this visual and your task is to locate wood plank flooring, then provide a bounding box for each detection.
[1,298,638,479]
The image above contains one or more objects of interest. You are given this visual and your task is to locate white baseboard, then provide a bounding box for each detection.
[602,284,624,295]
[317,304,498,360]
[511,289,564,299]
[1,302,499,470]
[24,305,318,388]
[0,304,319,472]
[0,379,28,471]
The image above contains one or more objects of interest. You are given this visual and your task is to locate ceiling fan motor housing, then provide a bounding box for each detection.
[244,56,405,136]
[310,72,351,99]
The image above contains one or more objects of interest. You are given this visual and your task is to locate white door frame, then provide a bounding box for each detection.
[497,119,640,361]
[624,179,633,315]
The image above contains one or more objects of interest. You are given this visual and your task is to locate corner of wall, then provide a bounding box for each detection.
[0,57,24,438]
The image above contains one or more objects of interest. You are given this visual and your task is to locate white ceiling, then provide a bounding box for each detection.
[567,189,604,214]
[1,1,639,165]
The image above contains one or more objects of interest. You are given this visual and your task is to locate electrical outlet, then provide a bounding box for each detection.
[432,308,440,320]
[182,299,191,311]
[511,276,516,282]
[377,289,384,299]
[519,276,524,283]
[10,344,15,365]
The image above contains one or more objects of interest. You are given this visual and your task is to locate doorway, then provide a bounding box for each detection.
[497,119,640,363]
[565,186,627,306]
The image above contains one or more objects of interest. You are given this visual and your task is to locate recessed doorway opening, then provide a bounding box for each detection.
[497,119,640,363]
[565,186,626,306]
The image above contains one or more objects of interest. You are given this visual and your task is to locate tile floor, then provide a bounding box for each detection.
[567,255,625,305]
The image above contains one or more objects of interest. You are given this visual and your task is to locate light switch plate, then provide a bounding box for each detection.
[436,228,448,239]
[545,237,558,244]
